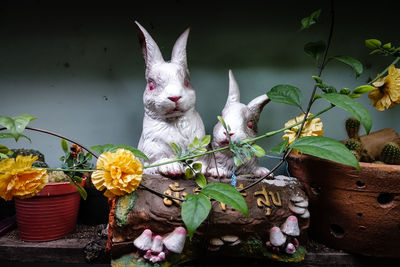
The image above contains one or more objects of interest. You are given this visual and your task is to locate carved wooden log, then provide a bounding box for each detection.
[107,174,310,262]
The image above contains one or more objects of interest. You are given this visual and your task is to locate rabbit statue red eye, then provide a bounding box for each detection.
[148,81,156,91]
[135,21,206,177]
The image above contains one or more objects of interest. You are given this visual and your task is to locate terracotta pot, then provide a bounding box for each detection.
[287,153,400,258]
[14,181,84,242]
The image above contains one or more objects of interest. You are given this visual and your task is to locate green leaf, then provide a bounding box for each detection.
[290,136,360,170]
[233,155,243,167]
[86,153,93,161]
[331,56,363,77]
[0,144,9,154]
[61,139,69,153]
[339,88,351,95]
[75,183,87,200]
[270,138,289,154]
[181,193,211,240]
[313,94,322,100]
[197,147,207,153]
[217,116,227,129]
[0,152,8,159]
[73,176,83,184]
[0,132,30,141]
[321,93,372,133]
[201,182,249,217]
[242,148,252,160]
[383,43,391,49]
[90,144,148,160]
[90,144,115,154]
[304,41,326,62]
[192,163,202,171]
[113,145,149,161]
[200,135,211,147]
[353,85,375,94]
[312,75,323,83]
[195,173,207,188]
[192,137,199,147]
[185,168,194,179]
[267,84,302,108]
[349,93,361,98]
[369,49,382,55]
[0,114,35,142]
[251,144,266,157]
[299,9,321,30]
[365,39,381,49]
[170,142,181,155]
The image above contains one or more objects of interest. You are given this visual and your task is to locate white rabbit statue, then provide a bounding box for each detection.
[135,22,205,176]
[207,70,271,178]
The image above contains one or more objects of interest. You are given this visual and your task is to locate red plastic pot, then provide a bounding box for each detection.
[14,181,84,242]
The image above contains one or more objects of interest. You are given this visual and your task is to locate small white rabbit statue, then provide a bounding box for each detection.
[135,22,205,176]
[207,70,271,178]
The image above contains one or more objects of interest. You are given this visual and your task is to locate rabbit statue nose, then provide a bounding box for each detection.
[223,131,234,137]
[168,96,182,103]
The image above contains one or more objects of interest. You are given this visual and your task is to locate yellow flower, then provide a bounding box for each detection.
[368,65,400,111]
[0,155,48,201]
[91,149,143,198]
[282,113,324,149]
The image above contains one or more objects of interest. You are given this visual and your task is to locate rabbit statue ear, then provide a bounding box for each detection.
[225,70,241,108]
[135,21,164,75]
[247,94,270,123]
[171,28,190,68]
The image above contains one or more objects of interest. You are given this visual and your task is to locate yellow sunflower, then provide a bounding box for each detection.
[368,65,400,111]
[283,113,324,148]
[0,155,48,201]
[91,149,143,198]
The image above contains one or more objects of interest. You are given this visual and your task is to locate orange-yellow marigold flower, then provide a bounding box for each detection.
[283,113,324,146]
[368,65,400,111]
[91,148,143,198]
[0,155,48,201]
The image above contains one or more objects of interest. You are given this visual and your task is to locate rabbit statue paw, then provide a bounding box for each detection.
[253,166,270,177]
[207,167,232,179]
[157,161,184,177]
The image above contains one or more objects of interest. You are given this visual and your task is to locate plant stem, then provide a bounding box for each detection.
[370,56,400,84]
[143,105,334,169]
[36,168,98,172]
[0,126,99,159]
[241,0,335,192]
[249,105,334,143]
[139,183,183,202]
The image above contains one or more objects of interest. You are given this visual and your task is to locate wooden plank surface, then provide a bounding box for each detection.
[0,224,398,266]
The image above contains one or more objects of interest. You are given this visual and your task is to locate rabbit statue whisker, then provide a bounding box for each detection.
[135,22,206,177]
[207,70,271,179]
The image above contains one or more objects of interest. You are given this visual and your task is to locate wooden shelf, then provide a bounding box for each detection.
[0,221,397,266]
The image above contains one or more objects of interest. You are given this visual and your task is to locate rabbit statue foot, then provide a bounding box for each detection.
[253,166,271,178]
[207,167,232,179]
[158,161,184,177]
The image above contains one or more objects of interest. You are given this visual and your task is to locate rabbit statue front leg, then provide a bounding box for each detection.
[153,159,184,177]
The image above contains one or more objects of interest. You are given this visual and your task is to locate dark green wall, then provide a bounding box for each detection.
[1,0,399,168]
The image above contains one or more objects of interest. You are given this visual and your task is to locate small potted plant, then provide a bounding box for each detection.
[0,115,87,241]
